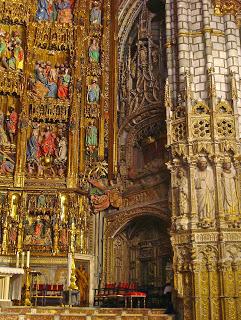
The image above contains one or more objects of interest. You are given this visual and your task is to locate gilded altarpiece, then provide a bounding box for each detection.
[0,0,117,304]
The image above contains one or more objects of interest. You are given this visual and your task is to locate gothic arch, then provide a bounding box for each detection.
[105,205,170,239]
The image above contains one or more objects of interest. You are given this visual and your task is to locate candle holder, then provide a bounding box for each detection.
[24,267,31,306]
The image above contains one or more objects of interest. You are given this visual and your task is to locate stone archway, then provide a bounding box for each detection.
[103,206,172,285]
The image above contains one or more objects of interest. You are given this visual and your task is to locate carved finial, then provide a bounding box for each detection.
[184,69,193,101]
[230,71,238,101]
[207,67,216,98]
[164,78,172,109]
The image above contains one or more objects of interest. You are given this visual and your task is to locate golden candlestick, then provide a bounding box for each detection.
[24,267,31,306]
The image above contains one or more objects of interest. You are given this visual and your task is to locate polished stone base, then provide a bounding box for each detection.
[0,307,175,320]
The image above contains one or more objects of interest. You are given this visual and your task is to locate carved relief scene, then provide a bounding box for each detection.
[26,122,67,178]
[29,59,71,100]
[36,0,75,24]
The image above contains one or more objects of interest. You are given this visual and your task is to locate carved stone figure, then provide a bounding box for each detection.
[57,136,67,162]
[36,0,52,21]
[194,156,215,221]
[85,120,98,153]
[174,168,189,216]
[87,79,100,103]
[57,67,71,99]
[221,159,239,215]
[90,2,101,25]
[0,111,9,146]
[89,39,100,63]
[56,0,74,24]
[6,106,18,144]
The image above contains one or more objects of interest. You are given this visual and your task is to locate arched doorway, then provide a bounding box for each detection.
[103,211,172,298]
[114,215,172,288]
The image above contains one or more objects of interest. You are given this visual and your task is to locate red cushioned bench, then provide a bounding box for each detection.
[32,284,64,306]
[94,282,146,308]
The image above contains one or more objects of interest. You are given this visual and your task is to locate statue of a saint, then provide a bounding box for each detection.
[0,111,9,146]
[221,159,239,215]
[36,0,50,21]
[57,136,67,161]
[6,106,18,144]
[85,120,98,153]
[89,39,100,63]
[87,79,100,103]
[174,168,189,216]
[90,2,101,24]
[56,0,74,24]
[194,156,215,221]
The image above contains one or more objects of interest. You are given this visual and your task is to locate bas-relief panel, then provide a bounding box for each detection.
[36,0,75,24]
[29,60,71,100]
[26,122,67,178]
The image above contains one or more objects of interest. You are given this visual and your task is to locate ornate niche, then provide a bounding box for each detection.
[0,98,19,179]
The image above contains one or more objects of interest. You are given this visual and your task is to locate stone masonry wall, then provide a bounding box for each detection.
[165,0,241,135]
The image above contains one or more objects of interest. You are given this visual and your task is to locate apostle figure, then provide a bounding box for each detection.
[57,136,67,161]
[90,1,101,24]
[36,0,49,21]
[27,126,40,162]
[85,120,98,153]
[174,168,189,216]
[0,157,14,175]
[14,40,24,70]
[194,156,215,221]
[89,39,100,63]
[6,106,18,144]
[57,68,71,99]
[221,158,239,215]
[42,126,56,157]
[87,78,100,103]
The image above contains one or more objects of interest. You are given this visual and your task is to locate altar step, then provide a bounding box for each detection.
[0,307,175,320]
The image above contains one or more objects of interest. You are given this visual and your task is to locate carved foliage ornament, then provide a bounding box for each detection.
[213,0,241,16]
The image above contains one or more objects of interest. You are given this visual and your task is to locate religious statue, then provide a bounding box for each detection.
[37,194,46,208]
[36,0,52,21]
[6,106,18,144]
[76,266,89,306]
[42,126,57,157]
[221,158,239,215]
[174,168,189,216]
[10,193,19,220]
[0,30,8,70]
[36,0,74,23]
[88,177,122,212]
[194,156,215,221]
[0,110,9,146]
[32,61,71,99]
[57,67,71,99]
[87,78,100,103]
[90,1,102,25]
[57,136,67,162]
[56,0,74,24]
[89,39,100,63]
[26,125,40,163]
[0,157,14,175]
[85,120,98,153]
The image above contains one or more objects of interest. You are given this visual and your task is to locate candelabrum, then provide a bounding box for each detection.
[68,253,78,291]
[24,267,31,306]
